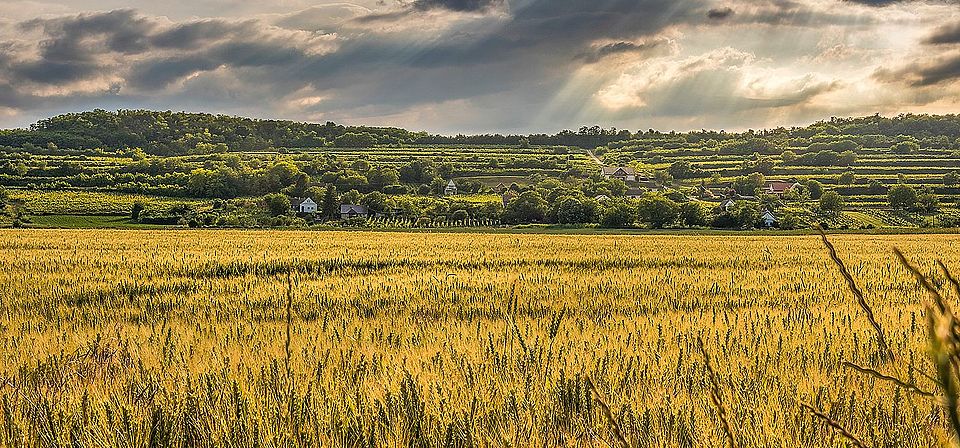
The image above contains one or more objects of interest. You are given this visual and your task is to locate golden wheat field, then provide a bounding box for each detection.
[0,229,956,447]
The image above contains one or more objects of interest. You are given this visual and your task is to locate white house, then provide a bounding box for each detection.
[291,197,318,214]
[761,209,778,227]
[602,166,637,182]
[340,204,369,220]
[444,179,458,196]
[721,199,737,212]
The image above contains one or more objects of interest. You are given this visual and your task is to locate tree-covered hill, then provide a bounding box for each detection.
[5,110,426,155]
[2,110,960,155]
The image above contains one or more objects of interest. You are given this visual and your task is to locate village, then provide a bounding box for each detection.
[285,164,800,229]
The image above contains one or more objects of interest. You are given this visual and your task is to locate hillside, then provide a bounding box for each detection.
[0,110,959,230]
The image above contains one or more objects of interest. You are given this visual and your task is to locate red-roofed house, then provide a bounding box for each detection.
[763,180,800,197]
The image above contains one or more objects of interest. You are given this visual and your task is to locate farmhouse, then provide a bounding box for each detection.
[444,179,458,196]
[493,183,507,193]
[764,180,800,197]
[625,188,644,199]
[340,204,370,219]
[601,166,637,182]
[291,197,318,214]
[721,199,737,212]
[761,209,778,227]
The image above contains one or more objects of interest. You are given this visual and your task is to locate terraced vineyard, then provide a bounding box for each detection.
[1,111,959,231]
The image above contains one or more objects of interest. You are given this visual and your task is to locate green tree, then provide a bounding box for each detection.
[918,188,939,213]
[780,212,802,230]
[678,202,707,227]
[781,150,797,165]
[263,161,307,193]
[838,150,857,166]
[321,184,339,218]
[653,169,674,186]
[945,171,960,186]
[732,173,765,196]
[341,189,362,206]
[451,209,470,222]
[636,194,680,229]
[668,161,698,179]
[806,180,824,200]
[263,193,291,217]
[502,191,548,224]
[600,201,636,228]
[555,196,595,224]
[131,201,145,220]
[838,171,856,185]
[888,184,918,210]
[819,191,844,214]
[891,141,919,154]
[368,167,400,187]
[360,191,389,214]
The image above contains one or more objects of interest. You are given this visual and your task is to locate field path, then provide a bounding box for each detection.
[585,149,603,166]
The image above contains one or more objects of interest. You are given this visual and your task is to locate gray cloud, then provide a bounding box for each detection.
[3,11,333,92]
[843,0,959,5]
[926,22,960,45]
[912,55,960,85]
[707,7,735,20]
[20,9,156,59]
[842,0,903,5]
[576,40,670,63]
[411,0,504,12]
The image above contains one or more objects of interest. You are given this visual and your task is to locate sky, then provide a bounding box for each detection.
[0,0,958,134]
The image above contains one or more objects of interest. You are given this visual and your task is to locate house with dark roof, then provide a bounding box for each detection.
[340,204,370,220]
[601,166,637,182]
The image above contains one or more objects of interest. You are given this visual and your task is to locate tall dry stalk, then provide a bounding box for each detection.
[586,377,631,448]
[698,337,736,448]
[818,228,894,361]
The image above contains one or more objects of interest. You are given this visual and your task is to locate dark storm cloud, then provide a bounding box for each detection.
[707,7,734,20]
[842,0,902,5]
[926,22,960,45]
[912,55,960,85]
[20,9,156,60]
[12,60,98,85]
[843,0,959,6]
[2,10,331,91]
[150,20,253,49]
[875,53,960,86]
[576,40,668,63]
[290,0,705,107]
[411,0,504,12]
[127,56,220,90]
